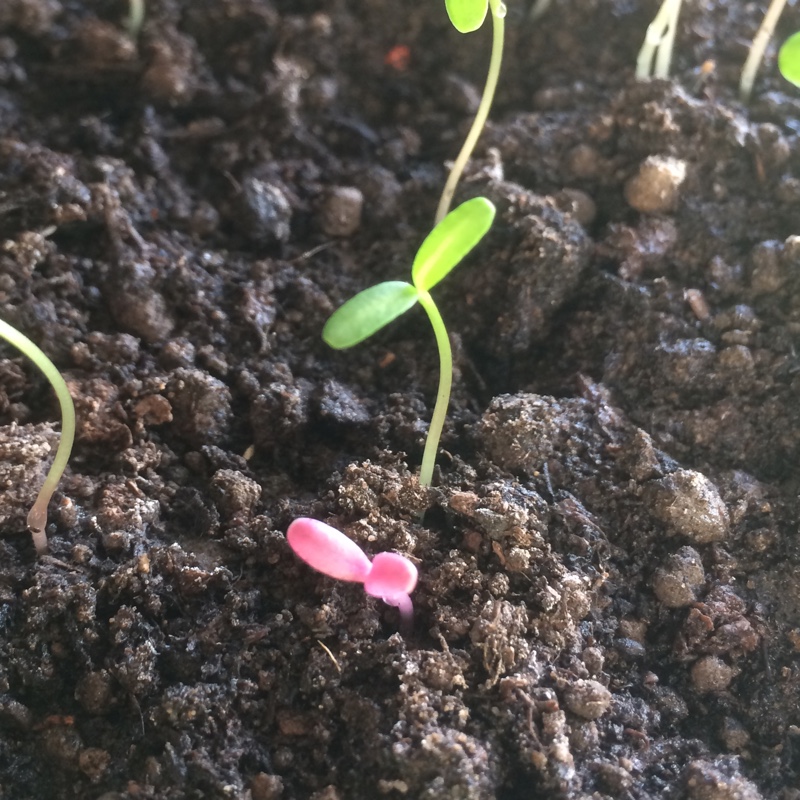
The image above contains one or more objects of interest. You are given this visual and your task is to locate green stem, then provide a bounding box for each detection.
[416,290,452,487]
[0,317,75,554]
[435,0,506,224]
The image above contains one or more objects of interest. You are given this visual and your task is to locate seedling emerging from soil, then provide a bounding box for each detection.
[636,0,683,79]
[323,197,495,487]
[436,0,506,223]
[287,517,418,627]
[125,0,146,38]
[778,29,800,89]
[0,317,75,555]
[740,0,789,101]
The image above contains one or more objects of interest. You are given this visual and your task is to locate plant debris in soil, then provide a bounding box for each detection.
[0,0,800,798]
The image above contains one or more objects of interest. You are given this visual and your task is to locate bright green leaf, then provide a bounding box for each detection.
[779,31,800,89]
[322,281,419,349]
[412,197,496,292]
[445,0,488,33]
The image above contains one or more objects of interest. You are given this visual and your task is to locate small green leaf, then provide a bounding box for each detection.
[779,31,800,89]
[412,197,496,292]
[445,0,489,33]
[323,281,419,349]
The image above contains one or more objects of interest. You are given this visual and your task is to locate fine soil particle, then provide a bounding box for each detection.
[1,0,800,798]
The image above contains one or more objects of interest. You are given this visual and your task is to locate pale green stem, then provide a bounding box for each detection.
[416,290,453,487]
[740,0,789,102]
[636,0,683,80]
[0,317,75,554]
[126,0,146,38]
[435,0,506,224]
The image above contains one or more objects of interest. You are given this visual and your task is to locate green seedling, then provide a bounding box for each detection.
[740,0,789,101]
[0,317,75,555]
[323,196,495,487]
[778,29,800,89]
[436,0,506,224]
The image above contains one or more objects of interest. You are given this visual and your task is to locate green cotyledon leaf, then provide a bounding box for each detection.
[411,197,496,293]
[779,31,800,89]
[445,0,489,33]
[322,281,419,349]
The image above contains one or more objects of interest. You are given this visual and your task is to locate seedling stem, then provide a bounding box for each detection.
[323,197,495,486]
[636,0,683,80]
[435,0,506,224]
[416,289,452,487]
[0,317,75,554]
[740,0,789,101]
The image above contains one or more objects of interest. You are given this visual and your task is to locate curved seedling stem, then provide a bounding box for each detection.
[0,317,75,554]
[435,0,505,224]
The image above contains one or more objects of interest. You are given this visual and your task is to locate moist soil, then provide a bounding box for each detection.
[0,0,799,798]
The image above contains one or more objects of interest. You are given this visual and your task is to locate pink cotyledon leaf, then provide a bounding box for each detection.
[287,518,371,582]
[364,551,418,599]
[364,552,418,627]
[287,518,418,629]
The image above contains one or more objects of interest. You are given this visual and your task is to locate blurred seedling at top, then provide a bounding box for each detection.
[125,0,146,38]
[436,0,506,224]
[287,517,418,630]
[740,0,789,101]
[323,196,495,487]
[0,317,75,555]
[636,0,683,80]
[636,0,791,102]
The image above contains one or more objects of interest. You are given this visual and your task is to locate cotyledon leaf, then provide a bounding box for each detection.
[322,281,419,349]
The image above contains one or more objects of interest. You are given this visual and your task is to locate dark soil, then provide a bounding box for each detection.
[1,0,800,798]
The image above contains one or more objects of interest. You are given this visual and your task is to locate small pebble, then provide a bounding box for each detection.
[554,188,597,227]
[233,178,292,245]
[615,638,646,660]
[582,646,604,675]
[685,760,764,800]
[251,772,284,800]
[318,186,363,237]
[79,748,111,782]
[624,155,687,214]
[210,469,262,518]
[720,717,750,752]
[566,143,601,178]
[645,469,729,544]
[564,679,612,720]
[691,655,736,693]
[750,240,784,295]
[653,546,705,608]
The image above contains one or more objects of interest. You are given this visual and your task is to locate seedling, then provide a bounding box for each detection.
[287,517,418,628]
[778,29,800,89]
[125,0,146,38]
[436,0,506,223]
[740,0,789,101]
[636,0,683,80]
[323,196,495,487]
[0,317,75,555]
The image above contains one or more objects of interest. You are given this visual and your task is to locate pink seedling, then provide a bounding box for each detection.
[286,518,418,629]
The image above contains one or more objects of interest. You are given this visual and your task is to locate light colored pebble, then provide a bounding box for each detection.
[691,656,736,693]
[685,759,764,799]
[645,469,729,544]
[653,546,705,608]
[624,155,687,214]
[564,679,612,720]
[319,186,363,237]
